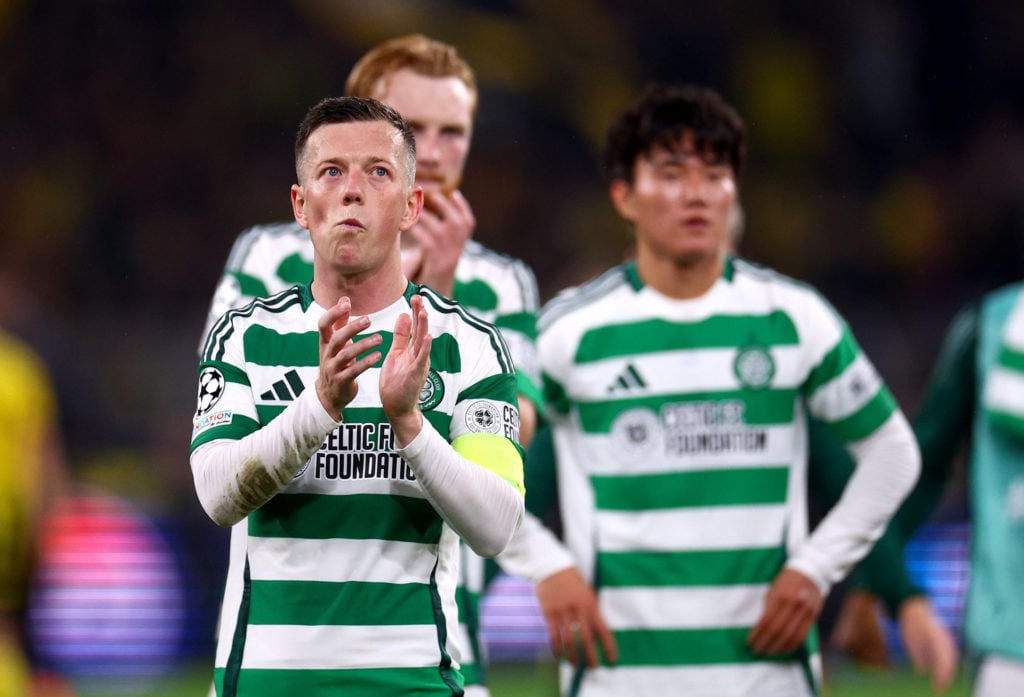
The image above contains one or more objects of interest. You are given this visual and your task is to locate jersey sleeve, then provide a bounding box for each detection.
[800,304,899,444]
[190,313,260,452]
[982,290,1024,438]
[446,305,525,495]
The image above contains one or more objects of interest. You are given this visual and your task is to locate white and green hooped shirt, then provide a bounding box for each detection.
[537,257,918,697]
[192,282,523,696]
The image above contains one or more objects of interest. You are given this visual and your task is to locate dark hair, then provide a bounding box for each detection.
[601,83,746,184]
[294,96,417,184]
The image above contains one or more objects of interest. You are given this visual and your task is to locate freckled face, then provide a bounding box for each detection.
[291,120,420,276]
[373,68,474,194]
[611,132,737,265]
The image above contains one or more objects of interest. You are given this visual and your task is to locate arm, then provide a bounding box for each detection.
[380,295,524,558]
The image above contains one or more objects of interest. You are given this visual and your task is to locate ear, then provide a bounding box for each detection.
[399,186,424,232]
[609,179,636,223]
[290,184,307,228]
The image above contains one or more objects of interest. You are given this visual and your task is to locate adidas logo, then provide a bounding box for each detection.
[607,363,647,393]
[260,369,306,402]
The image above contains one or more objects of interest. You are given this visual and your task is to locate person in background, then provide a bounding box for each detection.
[834,283,1024,697]
[0,328,74,697]
[536,82,921,696]
[199,35,602,694]
[191,96,525,695]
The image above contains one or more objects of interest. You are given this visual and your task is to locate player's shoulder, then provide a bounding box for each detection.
[415,283,515,372]
[538,264,632,335]
[225,221,307,269]
[200,285,309,361]
[460,240,536,279]
[729,256,839,316]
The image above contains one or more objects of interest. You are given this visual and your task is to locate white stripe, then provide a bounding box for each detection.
[243,624,443,670]
[601,585,767,630]
[984,367,1024,416]
[565,662,813,697]
[597,504,786,552]
[247,537,436,584]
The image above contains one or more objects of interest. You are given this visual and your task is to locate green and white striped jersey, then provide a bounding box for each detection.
[201,221,545,694]
[537,258,900,697]
[192,283,520,697]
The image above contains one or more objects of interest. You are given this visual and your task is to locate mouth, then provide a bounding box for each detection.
[682,216,710,230]
[338,218,364,230]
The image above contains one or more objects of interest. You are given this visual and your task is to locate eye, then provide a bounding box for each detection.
[372,166,388,177]
[325,166,340,177]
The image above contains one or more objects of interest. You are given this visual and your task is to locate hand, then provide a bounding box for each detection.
[535,567,618,668]
[830,589,889,668]
[898,596,959,694]
[379,295,432,446]
[315,297,383,419]
[405,189,475,296]
[748,568,823,655]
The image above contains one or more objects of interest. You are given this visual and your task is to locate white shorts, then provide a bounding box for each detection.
[974,654,1024,697]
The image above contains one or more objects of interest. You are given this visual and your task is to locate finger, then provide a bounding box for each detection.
[318,297,351,342]
[564,622,581,666]
[576,622,599,668]
[594,615,619,665]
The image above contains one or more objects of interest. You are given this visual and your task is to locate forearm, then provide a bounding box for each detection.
[399,422,524,557]
[496,511,575,584]
[787,412,921,594]
[191,388,340,527]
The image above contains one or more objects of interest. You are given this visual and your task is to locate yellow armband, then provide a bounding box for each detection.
[452,432,525,496]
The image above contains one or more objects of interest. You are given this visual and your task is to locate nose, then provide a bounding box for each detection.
[416,129,441,167]
[342,171,364,205]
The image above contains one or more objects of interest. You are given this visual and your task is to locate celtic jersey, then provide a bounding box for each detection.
[191,282,521,696]
[537,258,902,697]
[201,221,545,693]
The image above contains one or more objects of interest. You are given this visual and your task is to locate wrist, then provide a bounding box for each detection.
[388,410,424,448]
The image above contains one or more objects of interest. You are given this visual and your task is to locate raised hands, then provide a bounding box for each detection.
[402,189,475,296]
[379,294,433,446]
[315,297,384,420]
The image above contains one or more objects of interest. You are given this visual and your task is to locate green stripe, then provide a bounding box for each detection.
[997,345,1024,372]
[592,467,789,511]
[804,328,857,396]
[826,387,897,442]
[575,312,799,363]
[613,627,797,666]
[242,326,462,370]
[276,253,312,286]
[598,547,785,588]
[217,666,462,696]
[543,373,571,417]
[248,580,434,625]
[250,493,442,543]
[454,278,498,312]
[494,311,537,340]
[190,414,260,451]
[232,271,270,299]
[457,371,519,405]
[577,389,797,433]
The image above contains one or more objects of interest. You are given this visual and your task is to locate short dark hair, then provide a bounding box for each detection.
[294,96,417,184]
[601,84,746,184]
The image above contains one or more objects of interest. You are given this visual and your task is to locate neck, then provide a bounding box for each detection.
[635,248,725,299]
[311,253,408,315]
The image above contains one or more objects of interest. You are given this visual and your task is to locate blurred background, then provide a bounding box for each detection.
[1,0,1022,694]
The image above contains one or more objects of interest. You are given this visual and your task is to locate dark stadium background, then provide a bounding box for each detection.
[2,1,1021,694]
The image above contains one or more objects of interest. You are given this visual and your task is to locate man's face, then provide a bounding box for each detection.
[611,132,737,266]
[373,68,474,194]
[291,120,420,276]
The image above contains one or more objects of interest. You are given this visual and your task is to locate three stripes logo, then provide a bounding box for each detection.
[608,363,647,393]
[260,369,305,402]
